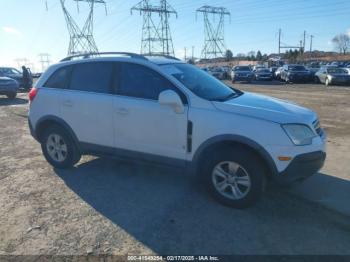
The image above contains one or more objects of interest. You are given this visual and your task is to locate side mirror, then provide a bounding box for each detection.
[158,90,184,114]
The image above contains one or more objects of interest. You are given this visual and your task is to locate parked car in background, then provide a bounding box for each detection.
[253,65,266,72]
[231,66,254,83]
[315,67,350,86]
[0,66,33,90]
[0,77,18,99]
[274,67,284,80]
[269,66,278,75]
[222,66,231,79]
[209,67,226,80]
[307,64,321,78]
[280,65,312,83]
[254,68,273,81]
[0,67,23,85]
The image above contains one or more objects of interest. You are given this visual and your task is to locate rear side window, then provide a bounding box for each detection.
[45,66,71,89]
[117,63,187,103]
[70,62,113,94]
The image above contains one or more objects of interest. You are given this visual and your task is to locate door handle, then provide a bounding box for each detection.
[63,100,73,107]
[116,107,129,115]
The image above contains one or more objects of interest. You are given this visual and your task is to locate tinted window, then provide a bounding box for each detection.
[162,63,240,101]
[70,62,113,94]
[117,63,186,103]
[45,66,71,89]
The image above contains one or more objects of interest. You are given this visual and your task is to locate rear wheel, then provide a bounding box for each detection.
[41,125,81,169]
[202,148,265,208]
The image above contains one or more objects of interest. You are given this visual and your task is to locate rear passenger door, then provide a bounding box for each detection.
[60,62,115,149]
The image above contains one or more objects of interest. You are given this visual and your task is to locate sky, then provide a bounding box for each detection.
[1,0,350,72]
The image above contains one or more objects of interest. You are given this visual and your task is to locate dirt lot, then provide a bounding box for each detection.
[1,83,350,256]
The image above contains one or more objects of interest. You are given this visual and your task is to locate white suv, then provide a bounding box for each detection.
[28,52,326,208]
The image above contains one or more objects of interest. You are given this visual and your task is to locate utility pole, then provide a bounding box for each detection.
[310,35,314,57]
[131,0,177,56]
[46,0,107,55]
[196,6,231,59]
[278,28,281,55]
[184,47,187,61]
[192,46,194,60]
[303,30,306,50]
[38,53,51,72]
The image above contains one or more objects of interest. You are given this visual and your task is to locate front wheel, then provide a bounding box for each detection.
[203,148,265,208]
[41,125,81,169]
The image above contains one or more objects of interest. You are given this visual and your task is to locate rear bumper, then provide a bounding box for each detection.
[28,119,38,141]
[274,151,326,184]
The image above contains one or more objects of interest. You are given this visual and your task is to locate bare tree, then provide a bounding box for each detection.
[332,34,350,54]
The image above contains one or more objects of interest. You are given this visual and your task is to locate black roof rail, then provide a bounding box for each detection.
[60,52,148,62]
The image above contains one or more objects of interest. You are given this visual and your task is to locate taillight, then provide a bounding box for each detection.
[29,87,38,102]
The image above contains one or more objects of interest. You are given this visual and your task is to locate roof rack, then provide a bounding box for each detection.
[146,54,182,61]
[60,52,148,62]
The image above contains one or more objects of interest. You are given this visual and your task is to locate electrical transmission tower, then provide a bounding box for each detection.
[38,53,51,72]
[131,0,177,56]
[47,0,107,55]
[196,6,231,59]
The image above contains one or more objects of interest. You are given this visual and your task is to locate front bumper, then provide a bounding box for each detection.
[234,75,253,81]
[274,151,326,184]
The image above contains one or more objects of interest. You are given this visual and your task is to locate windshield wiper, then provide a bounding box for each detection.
[212,92,238,102]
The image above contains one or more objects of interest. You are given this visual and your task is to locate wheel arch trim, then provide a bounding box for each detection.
[34,115,80,149]
[191,134,278,177]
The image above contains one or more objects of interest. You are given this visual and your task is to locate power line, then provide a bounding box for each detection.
[46,0,107,55]
[38,53,51,72]
[131,0,177,56]
[196,6,231,59]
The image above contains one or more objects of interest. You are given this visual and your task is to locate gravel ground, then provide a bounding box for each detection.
[0,83,350,256]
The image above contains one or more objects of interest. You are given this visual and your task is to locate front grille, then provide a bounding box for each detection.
[313,119,322,136]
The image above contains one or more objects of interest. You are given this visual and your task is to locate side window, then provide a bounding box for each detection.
[117,63,187,103]
[70,62,113,94]
[45,66,71,89]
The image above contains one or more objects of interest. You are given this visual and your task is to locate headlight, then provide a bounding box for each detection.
[282,124,317,145]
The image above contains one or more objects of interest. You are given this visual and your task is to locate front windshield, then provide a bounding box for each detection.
[289,65,306,71]
[162,63,239,101]
[234,66,251,71]
[328,68,346,74]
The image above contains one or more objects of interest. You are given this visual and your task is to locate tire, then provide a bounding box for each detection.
[314,76,320,84]
[202,147,265,208]
[231,79,235,83]
[7,93,16,100]
[40,124,81,169]
[325,78,330,87]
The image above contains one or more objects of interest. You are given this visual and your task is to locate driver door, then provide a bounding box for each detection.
[112,62,189,162]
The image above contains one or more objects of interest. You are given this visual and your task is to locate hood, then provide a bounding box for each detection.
[212,92,316,124]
